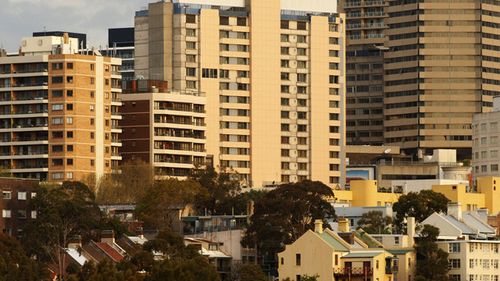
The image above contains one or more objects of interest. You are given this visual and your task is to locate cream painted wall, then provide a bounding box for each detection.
[199,9,222,168]
[250,0,282,187]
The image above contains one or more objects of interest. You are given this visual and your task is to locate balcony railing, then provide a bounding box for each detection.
[334,267,373,277]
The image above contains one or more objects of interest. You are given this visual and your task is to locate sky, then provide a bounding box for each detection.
[0,0,147,52]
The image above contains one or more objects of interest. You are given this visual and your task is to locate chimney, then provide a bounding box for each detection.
[101,230,115,245]
[447,202,462,221]
[63,32,69,44]
[407,217,416,248]
[477,208,488,223]
[314,219,323,234]
[338,218,350,233]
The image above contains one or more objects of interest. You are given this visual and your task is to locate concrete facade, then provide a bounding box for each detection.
[134,0,346,188]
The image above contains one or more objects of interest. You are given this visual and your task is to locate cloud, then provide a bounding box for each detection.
[0,0,145,51]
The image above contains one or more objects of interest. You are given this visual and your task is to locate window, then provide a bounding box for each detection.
[17,210,27,219]
[18,192,27,200]
[67,159,73,166]
[66,76,73,83]
[52,90,63,98]
[2,210,11,218]
[52,172,64,180]
[67,145,73,152]
[449,275,461,281]
[52,76,63,83]
[66,90,73,97]
[52,117,64,125]
[66,117,73,125]
[66,62,73,69]
[296,254,301,266]
[2,191,11,200]
[31,210,37,219]
[492,164,499,172]
[52,104,64,111]
[186,68,196,77]
[394,236,400,245]
[449,259,461,269]
[66,172,73,179]
[449,243,460,253]
[220,16,229,25]
[90,132,95,139]
[52,63,63,70]
[186,14,196,24]
[66,131,73,138]
[202,68,218,78]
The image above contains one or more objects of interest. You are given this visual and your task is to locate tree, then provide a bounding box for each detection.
[357,211,392,234]
[22,181,102,280]
[0,234,47,281]
[96,159,155,204]
[392,190,450,232]
[414,225,449,281]
[242,181,336,275]
[232,263,267,281]
[190,166,244,215]
[140,231,220,281]
[135,178,207,231]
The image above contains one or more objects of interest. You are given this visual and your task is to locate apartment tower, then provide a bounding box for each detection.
[120,80,207,177]
[340,0,387,145]
[0,34,122,182]
[134,0,346,188]
[384,0,500,159]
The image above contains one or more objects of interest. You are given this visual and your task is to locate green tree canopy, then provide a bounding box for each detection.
[22,181,102,280]
[135,178,206,231]
[232,263,267,281]
[0,234,47,281]
[96,159,155,204]
[190,166,244,215]
[414,225,449,281]
[242,181,336,274]
[392,190,450,232]
[357,210,393,234]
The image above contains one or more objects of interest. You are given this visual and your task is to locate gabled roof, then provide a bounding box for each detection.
[462,212,496,235]
[65,248,88,266]
[95,242,125,262]
[443,215,476,235]
[317,231,350,252]
[355,229,384,248]
[341,251,384,258]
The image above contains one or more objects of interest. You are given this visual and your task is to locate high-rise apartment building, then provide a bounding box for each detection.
[472,97,500,178]
[120,80,207,177]
[103,28,135,82]
[0,34,122,182]
[341,0,387,145]
[133,0,346,188]
[384,0,500,159]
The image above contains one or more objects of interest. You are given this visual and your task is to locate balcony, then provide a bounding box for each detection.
[333,267,373,277]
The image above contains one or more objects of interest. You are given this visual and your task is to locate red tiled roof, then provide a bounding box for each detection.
[95,242,124,262]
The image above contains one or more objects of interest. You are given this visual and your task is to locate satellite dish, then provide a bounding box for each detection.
[383,148,391,154]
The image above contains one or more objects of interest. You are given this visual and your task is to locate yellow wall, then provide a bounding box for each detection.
[334,178,500,215]
[334,180,400,207]
[277,230,338,281]
[341,252,393,281]
[476,177,500,214]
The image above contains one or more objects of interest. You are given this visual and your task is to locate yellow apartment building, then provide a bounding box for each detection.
[134,0,346,188]
[334,177,500,215]
[0,34,122,182]
[278,220,409,281]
